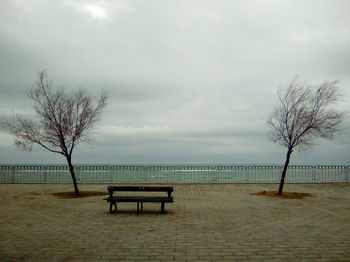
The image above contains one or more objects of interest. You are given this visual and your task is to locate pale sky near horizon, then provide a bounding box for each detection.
[0,0,349,165]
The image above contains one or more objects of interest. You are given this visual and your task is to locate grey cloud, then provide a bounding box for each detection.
[1,0,349,164]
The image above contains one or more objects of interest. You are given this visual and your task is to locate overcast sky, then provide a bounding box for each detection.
[1,0,349,165]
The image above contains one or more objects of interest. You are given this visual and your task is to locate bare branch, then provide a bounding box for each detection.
[267,79,344,151]
[3,71,108,158]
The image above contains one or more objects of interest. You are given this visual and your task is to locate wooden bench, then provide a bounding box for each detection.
[104,186,174,214]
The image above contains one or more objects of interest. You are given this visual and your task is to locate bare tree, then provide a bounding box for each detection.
[267,79,344,194]
[3,71,107,195]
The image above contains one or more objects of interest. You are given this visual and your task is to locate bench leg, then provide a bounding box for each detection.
[110,202,117,214]
[161,202,165,214]
[136,202,144,214]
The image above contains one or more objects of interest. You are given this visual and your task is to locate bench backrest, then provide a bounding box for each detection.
[108,186,173,197]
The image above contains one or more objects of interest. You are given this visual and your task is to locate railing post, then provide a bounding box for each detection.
[44,166,47,183]
[76,166,80,182]
[245,166,249,182]
[312,165,316,183]
[11,166,15,184]
[108,166,112,183]
[345,165,349,182]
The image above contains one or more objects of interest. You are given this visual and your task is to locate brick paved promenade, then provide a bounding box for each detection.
[0,183,349,261]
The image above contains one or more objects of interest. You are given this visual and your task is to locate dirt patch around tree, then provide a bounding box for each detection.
[52,191,108,199]
[250,191,313,199]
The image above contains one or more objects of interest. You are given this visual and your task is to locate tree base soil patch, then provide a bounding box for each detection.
[250,191,313,199]
[52,191,107,199]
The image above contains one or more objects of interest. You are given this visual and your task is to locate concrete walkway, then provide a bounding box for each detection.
[0,183,349,261]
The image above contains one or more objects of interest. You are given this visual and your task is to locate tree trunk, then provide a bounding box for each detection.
[66,155,80,196]
[278,148,293,195]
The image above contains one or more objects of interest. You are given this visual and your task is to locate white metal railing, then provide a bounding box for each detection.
[0,164,348,184]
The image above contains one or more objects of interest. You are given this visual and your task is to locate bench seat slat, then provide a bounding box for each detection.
[108,186,173,197]
[105,196,173,203]
[108,186,173,191]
